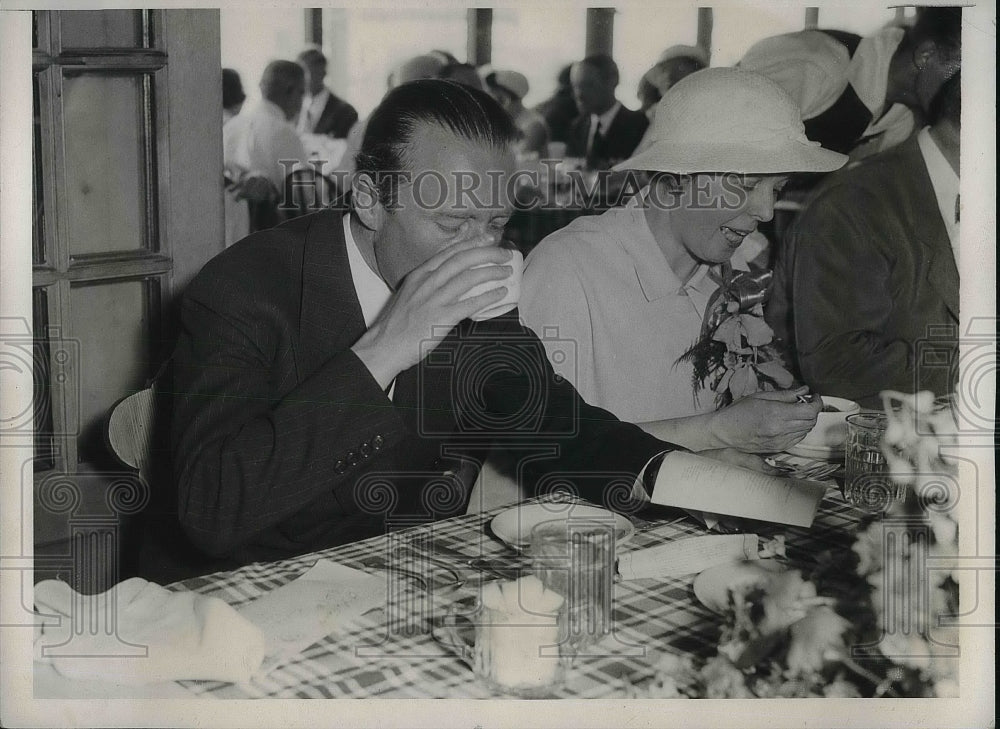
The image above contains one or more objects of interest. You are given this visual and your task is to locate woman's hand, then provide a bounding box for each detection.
[708,388,822,453]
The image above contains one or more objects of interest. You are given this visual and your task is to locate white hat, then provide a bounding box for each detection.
[658,44,710,67]
[739,30,851,120]
[614,67,847,174]
[489,70,529,100]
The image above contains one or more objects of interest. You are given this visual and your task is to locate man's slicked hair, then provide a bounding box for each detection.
[355,79,518,207]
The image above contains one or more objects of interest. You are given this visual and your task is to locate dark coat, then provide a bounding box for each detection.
[140,209,672,581]
[565,104,649,169]
[534,90,578,145]
[767,134,959,407]
[310,90,358,139]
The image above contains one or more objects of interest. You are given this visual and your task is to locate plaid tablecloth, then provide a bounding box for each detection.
[173,487,863,699]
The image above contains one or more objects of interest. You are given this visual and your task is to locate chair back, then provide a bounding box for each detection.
[106,387,157,479]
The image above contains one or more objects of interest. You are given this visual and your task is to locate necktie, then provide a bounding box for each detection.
[954,193,960,223]
[587,119,604,168]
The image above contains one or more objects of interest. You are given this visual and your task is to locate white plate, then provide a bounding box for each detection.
[692,560,786,614]
[489,503,634,550]
[786,441,845,460]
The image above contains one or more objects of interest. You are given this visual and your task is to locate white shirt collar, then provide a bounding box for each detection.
[343,213,392,328]
[592,101,622,136]
[299,87,330,131]
[916,126,960,256]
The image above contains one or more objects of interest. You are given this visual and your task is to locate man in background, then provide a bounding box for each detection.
[566,54,649,170]
[637,45,709,118]
[223,60,308,238]
[768,70,961,406]
[296,47,358,139]
[634,45,708,154]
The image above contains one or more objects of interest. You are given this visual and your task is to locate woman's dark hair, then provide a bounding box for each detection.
[222,68,245,109]
[355,79,518,207]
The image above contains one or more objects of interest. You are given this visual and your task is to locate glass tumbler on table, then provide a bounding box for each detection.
[433,593,565,698]
[844,412,906,512]
[528,519,616,660]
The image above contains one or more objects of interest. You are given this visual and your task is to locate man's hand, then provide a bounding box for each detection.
[351,238,515,389]
[707,387,822,454]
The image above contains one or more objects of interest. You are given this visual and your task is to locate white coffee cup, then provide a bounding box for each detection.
[462,249,524,321]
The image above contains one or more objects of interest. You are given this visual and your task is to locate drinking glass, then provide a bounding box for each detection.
[433,597,565,697]
[844,412,906,511]
[528,519,616,659]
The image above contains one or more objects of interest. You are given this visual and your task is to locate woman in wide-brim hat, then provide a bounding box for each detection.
[519,67,847,457]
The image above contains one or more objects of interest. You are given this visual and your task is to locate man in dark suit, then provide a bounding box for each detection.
[767,71,960,408]
[296,47,358,139]
[142,80,704,581]
[566,54,649,170]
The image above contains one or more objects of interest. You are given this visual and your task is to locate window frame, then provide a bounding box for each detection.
[32,9,174,476]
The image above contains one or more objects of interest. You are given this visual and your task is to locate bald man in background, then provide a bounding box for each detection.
[224,60,308,200]
[223,60,309,240]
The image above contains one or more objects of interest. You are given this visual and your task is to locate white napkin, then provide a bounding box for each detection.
[617,534,761,581]
[236,560,387,674]
[34,578,266,685]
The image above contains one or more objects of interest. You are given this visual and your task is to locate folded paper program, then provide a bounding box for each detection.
[617,534,785,581]
[34,578,266,684]
[618,534,758,580]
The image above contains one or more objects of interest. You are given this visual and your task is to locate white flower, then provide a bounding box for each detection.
[786,605,850,677]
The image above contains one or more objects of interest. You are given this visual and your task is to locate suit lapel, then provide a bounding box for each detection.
[316,95,336,135]
[903,138,959,320]
[297,210,368,375]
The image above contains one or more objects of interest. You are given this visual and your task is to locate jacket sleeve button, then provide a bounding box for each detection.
[360,442,372,458]
[334,459,347,474]
[347,450,358,466]
[372,434,384,450]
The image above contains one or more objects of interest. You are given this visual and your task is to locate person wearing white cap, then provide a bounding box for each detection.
[485,69,550,157]
[739,7,961,159]
[520,68,846,455]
